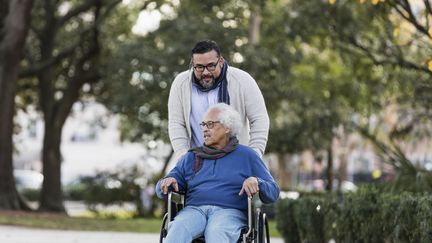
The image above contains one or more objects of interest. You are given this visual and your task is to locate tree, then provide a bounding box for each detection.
[0,0,34,210]
[233,0,389,190]
[98,0,376,191]
[18,0,130,212]
[283,0,432,191]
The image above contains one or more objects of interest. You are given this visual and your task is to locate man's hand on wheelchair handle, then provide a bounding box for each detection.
[160,177,179,194]
[239,176,259,197]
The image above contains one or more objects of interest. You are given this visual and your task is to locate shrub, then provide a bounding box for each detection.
[276,199,300,243]
[276,187,432,242]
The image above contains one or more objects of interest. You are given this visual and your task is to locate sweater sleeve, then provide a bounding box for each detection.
[242,72,270,156]
[155,154,189,199]
[168,73,190,156]
[250,154,280,203]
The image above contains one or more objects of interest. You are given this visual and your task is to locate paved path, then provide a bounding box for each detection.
[0,225,284,243]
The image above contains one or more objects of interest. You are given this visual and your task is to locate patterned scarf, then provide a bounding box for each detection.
[189,137,239,174]
[192,61,230,104]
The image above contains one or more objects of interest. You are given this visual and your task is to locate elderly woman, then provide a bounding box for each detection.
[156,103,279,243]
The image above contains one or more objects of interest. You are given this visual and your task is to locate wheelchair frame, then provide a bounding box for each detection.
[159,191,270,243]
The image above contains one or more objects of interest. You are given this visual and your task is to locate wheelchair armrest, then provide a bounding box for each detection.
[167,190,185,223]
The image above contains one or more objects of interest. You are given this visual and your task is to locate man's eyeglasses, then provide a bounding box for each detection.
[193,57,221,72]
[200,121,221,129]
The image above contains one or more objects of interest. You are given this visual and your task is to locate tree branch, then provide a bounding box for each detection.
[19,0,119,80]
[423,0,432,36]
[392,1,431,38]
[424,0,432,15]
[343,35,432,75]
[19,45,76,78]
[58,0,100,27]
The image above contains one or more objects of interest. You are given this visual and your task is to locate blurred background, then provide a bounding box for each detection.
[1,0,431,224]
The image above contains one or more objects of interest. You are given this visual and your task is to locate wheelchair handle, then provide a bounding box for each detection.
[242,196,253,243]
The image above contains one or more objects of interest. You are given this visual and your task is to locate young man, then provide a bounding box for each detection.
[168,40,269,159]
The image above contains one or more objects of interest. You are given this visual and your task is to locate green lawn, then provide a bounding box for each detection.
[0,210,280,237]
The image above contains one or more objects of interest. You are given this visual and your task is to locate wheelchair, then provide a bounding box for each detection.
[159,191,270,243]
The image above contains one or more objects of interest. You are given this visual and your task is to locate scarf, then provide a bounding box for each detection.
[189,137,239,174]
[192,61,230,104]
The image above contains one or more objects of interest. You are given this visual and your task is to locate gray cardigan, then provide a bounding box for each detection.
[168,66,269,158]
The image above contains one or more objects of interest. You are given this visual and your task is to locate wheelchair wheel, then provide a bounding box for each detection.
[263,213,270,243]
[256,211,270,243]
[159,213,168,243]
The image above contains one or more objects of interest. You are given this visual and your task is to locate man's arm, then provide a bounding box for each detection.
[168,74,190,157]
[244,74,270,156]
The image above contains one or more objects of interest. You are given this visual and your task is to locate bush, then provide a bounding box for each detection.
[276,187,432,242]
[276,199,300,243]
[63,166,154,217]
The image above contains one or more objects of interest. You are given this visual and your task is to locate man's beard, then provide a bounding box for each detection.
[198,75,216,89]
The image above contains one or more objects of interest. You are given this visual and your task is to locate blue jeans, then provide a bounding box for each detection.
[164,205,247,243]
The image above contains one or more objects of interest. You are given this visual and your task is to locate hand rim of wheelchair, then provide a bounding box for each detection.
[160,190,270,243]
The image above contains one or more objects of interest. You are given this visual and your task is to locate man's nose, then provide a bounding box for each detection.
[202,67,211,75]
[203,125,210,133]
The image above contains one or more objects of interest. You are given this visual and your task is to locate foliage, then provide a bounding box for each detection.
[97,0,250,143]
[64,165,148,217]
[276,186,432,242]
[257,0,386,154]
[99,0,385,160]
[16,0,145,212]
[4,0,431,213]
[358,125,432,193]
[280,0,432,192]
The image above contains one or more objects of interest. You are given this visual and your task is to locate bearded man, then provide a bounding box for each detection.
[168,39,269,160]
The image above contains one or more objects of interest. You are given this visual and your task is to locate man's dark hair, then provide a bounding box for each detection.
[191,40,221,56]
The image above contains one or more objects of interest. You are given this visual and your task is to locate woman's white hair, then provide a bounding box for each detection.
[206,103,242,137]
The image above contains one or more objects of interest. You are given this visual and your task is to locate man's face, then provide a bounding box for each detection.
[192,50,224,88]
[201,109,230,149]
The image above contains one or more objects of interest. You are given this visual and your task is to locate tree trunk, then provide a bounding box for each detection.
[248,9,262,46]
[0,0,33,210]
[38,119,66,212]
[277,153,292,190]
[34,1,106,212]
[325,145,334,192]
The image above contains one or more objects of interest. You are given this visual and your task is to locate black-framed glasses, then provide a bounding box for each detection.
[193,57,221,72]
[200,121,221,129]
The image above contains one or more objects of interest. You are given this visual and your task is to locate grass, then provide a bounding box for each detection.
[0,210,162,233]
[0,209,281,237]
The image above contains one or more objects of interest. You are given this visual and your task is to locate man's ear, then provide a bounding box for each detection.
[225,128,230,134]
[220,56,225,68]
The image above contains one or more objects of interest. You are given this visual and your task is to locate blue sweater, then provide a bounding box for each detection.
[156,145,280,211]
